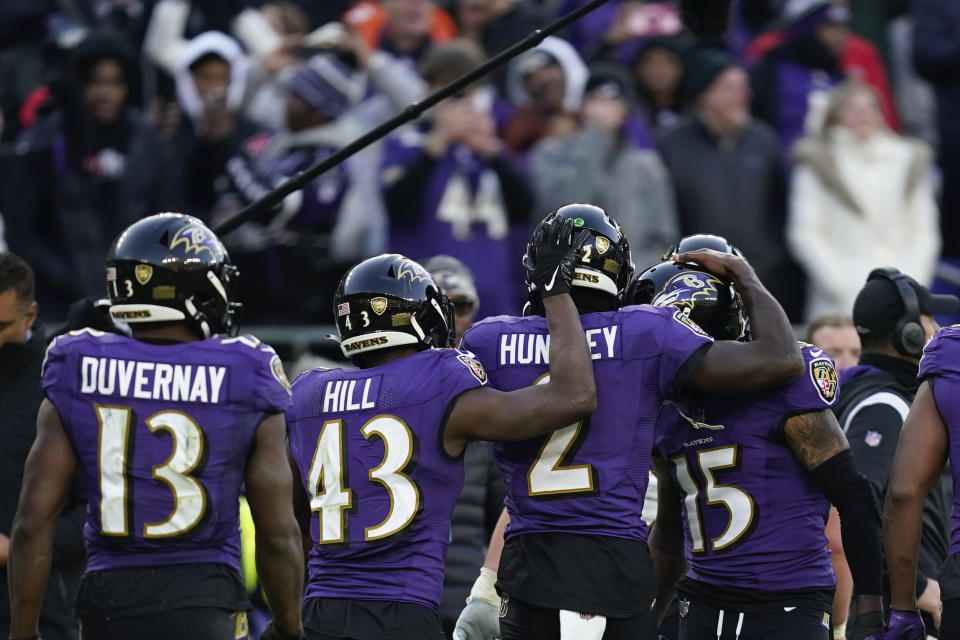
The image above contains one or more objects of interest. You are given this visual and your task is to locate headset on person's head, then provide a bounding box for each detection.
[866,268,925,359]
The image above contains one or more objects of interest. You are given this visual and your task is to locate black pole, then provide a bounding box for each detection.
[214,0,613,236]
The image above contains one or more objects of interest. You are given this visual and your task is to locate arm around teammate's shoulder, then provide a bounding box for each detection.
[245,413,304,637]
[444,293,597,457]
[678,249,803,392]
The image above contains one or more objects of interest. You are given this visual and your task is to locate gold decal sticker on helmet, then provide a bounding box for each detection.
[595,236,610,255]
[371,297,388,315]
[135,265,153,285]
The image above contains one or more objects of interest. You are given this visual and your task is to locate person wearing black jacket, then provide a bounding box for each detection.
[834,268,958,634]
[0,252,85,640]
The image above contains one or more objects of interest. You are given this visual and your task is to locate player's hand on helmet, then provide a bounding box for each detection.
[453,568,501,640]
[259,621,304,640]
[880,609,926,640]
[529,216,591,299]
[848,610,884,640]
[672,248,753,283]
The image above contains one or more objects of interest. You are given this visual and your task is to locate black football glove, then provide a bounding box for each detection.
[529,216,590,300]
[259,621,303,640]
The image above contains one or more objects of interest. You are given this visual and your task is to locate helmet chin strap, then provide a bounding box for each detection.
[184,297,211,339]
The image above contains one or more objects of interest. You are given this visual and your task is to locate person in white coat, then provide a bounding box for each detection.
[787,81,941,320]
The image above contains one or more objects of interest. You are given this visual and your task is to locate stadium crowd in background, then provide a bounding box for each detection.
[0,0,955,329]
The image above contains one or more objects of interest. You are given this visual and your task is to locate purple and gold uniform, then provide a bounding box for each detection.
[287,348,487,611]
[41,329,291,573]
[654,345,839,610]
[459,305,713,617]
[919,326,960,607]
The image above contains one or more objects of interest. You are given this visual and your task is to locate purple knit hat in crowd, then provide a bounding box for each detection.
[286,54,360,120]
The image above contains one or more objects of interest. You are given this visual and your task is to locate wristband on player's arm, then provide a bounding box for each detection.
[808,450,883,596]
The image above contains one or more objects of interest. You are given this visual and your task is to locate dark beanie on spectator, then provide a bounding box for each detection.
[287,54,358,121]
[586,63,638,107]
[683,48,738,101]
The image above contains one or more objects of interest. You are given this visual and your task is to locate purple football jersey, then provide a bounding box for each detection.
[919,326,960,554]
[41,329,291,573]
[653,344,839,591]
[459,305,713,542]
[287,348,487,610]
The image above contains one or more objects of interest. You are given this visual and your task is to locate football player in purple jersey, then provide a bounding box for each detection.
[642,239,884,640]
[454,211,804,640]
[881,321,960,639]
[8,214,304,640]
[286,214,598,640]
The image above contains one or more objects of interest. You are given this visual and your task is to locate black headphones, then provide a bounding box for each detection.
[866,268,925,358]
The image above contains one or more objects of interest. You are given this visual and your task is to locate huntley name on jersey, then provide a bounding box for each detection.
[498,325,619,365]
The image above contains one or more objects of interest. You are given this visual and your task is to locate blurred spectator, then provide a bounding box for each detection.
[630,36,690,135]
[847,0,906,66]
[913,0,960,263]
[887,14,937,147]
[3,30,179,320]
[167,31,261,218]
[382,40,534,318]
[0,0,55,144]
[659,49,801,319]
[421,254,505,638]
[343,0,456,65]
[746,0,899,135]
[787,82,939,320]
[502,36,587,153]
[454,0,547,58]
[212,54,366,322]
[806,313,860,369]
[0,253,85,640]
[422,254,481,345]
[244,1,311,131]
[529,66,677,270]
[751,0,849,152]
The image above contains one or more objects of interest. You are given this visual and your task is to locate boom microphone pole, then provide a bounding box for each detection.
[214,0,615,236]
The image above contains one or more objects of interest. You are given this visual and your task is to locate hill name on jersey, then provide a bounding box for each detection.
[500,325,619,366]
[321,377,380,413]
[80,356,226,404]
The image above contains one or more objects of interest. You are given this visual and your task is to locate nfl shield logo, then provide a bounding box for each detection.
[865,430,883,447]
[337,303,351,316]
[678,599,690,618]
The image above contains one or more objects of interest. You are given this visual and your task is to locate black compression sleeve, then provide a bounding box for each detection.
[808,449,883,596]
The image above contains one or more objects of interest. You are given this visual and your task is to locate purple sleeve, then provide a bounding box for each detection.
[459,321,500,373]
[251,344,293,414]
[41,334,69,396]
[784,346,839,412]
[653,307,715,398]
[438,349,487,409]
[918,327,960,379]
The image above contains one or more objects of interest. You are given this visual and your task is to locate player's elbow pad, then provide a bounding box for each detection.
[809,449,883,596]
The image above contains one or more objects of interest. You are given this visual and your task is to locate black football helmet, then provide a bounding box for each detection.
[333,253,454,361]
[631,260,746,341]
[523,204,633,314]
[105,213,242,338]
[661,233,745,262]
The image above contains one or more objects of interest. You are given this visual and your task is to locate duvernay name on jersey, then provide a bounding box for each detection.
[499,325,619,365]
[79,356,227,404]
